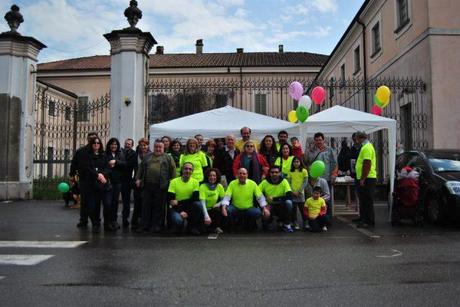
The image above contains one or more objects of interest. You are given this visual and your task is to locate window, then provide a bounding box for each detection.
[340,64,346,87]
[64,106,71,121]
[329,77,335,99]
[255,93,267,115]
[215,94,228,107]
[76,97,89,122]
[48,100,56,116]
[396,0,410,31]
[371,22,381,57]
[354,46,361,74]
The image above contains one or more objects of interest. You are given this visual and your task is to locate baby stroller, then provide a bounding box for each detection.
[391,166,423,226]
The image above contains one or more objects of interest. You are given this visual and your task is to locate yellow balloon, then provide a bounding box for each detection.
[288,110,298,123]
[376,85,391,106]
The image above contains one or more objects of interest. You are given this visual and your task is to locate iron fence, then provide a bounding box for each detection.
[33,84,110,195]
[147,76,428,181]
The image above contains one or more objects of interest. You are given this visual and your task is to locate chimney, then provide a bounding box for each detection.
[279,44,284,53]
[156,46,164,54]
[196,39,203,54]
[236,48,244,54]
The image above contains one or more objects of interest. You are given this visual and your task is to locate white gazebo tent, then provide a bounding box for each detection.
[301,105,397,217]
[149,105,299,141]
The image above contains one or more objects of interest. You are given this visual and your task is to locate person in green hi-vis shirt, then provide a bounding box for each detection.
[354,131,377,228]
[179,138,208,183]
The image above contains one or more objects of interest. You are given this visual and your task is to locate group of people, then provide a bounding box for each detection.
[68,127,377,235]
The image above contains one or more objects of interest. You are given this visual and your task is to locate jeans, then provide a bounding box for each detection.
[226,205,262,220]
[357,178,376,225]
[269,199,293,225]
[120,180,133,223]
[169,201,203,230]
[141,185,167,231]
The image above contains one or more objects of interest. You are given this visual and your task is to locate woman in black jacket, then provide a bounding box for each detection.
[79,136,111,233]
[105,137,127,231]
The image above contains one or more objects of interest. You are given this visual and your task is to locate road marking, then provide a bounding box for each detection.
[336,216,381,239]
[207,234,219,240]
[0,255,54,265]
[376,249,403,258]
[0,241,87,248]
[1,201,12,204]
[0,276,5,280]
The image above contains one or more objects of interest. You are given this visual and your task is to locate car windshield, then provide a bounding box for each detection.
[429,158,460,172]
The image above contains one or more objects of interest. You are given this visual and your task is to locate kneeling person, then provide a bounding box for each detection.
[259,166,294,232]
[199,168,226,234]
[168,162,202,235]
[304,186,329,232]
[222,168,269,230]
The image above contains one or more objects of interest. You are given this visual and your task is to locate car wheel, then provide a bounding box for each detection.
[425,193,446,224]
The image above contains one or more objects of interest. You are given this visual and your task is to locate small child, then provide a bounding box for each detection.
[287,156,308,230]
[63,179,81,209]
[304,186,330,232]
[290,137,303,159]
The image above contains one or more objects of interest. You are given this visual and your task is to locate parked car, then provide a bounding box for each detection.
[396,150,460,224]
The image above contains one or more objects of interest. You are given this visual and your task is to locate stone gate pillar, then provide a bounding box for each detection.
[0,5,46,200]
[104,0,156,142]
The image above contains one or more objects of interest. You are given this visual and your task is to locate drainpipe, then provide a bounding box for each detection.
[239,66,243,109]
[357,19,368,112]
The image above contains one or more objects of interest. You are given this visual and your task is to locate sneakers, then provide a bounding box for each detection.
[282,224,294,233]
[214,227,224,234]
[322,226,328,232]
[292,222,300,231]
[303,221,310,231]
[190,228,201,236]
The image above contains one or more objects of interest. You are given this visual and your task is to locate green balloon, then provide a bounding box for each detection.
[57,182,70,193]
[309,160,326,179]
[374,95,384,108]
[296,105,309,123]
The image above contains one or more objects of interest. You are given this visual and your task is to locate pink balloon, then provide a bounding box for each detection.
[311,86,326,105]
[289,81,304,101]
[371,105,382,116]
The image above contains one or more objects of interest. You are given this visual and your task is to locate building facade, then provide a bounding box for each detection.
[315,0,460,150]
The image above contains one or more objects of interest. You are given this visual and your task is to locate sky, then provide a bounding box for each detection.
[0,0,365,63]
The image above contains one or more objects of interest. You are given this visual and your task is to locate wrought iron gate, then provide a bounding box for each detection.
[33,83,110,198]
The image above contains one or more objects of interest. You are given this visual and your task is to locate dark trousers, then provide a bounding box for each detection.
[308,215,330,232]
[141,185,167,231]
[79,197,89,224]
[207,207,224,229]
[292,201,305,223]
[169,201,203,230]
[357,178,376,225]
[109,182,122,223]
[131,187,142,227]
[269,200,293,225]
[120,181,133,223]
[80,181,111,227]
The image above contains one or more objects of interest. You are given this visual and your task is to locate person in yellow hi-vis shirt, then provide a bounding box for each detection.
[354,131,377,228]
[221,168,269,231]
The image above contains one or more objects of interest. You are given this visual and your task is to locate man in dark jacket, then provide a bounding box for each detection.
[214,134,239,186]
[69,132,98,228]
[120,138,138,228]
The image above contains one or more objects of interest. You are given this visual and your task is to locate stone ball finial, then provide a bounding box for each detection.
[124,0,142,29]
[4,4,24,34]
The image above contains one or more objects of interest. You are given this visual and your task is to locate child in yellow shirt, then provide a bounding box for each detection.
[304,186,330,232]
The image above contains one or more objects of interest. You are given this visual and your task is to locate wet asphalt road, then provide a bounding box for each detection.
[1,200,460,306]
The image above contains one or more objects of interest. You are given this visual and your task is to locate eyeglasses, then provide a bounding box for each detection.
[245,144,254,148]
[93,142,101,145]
[183,167,193,170]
